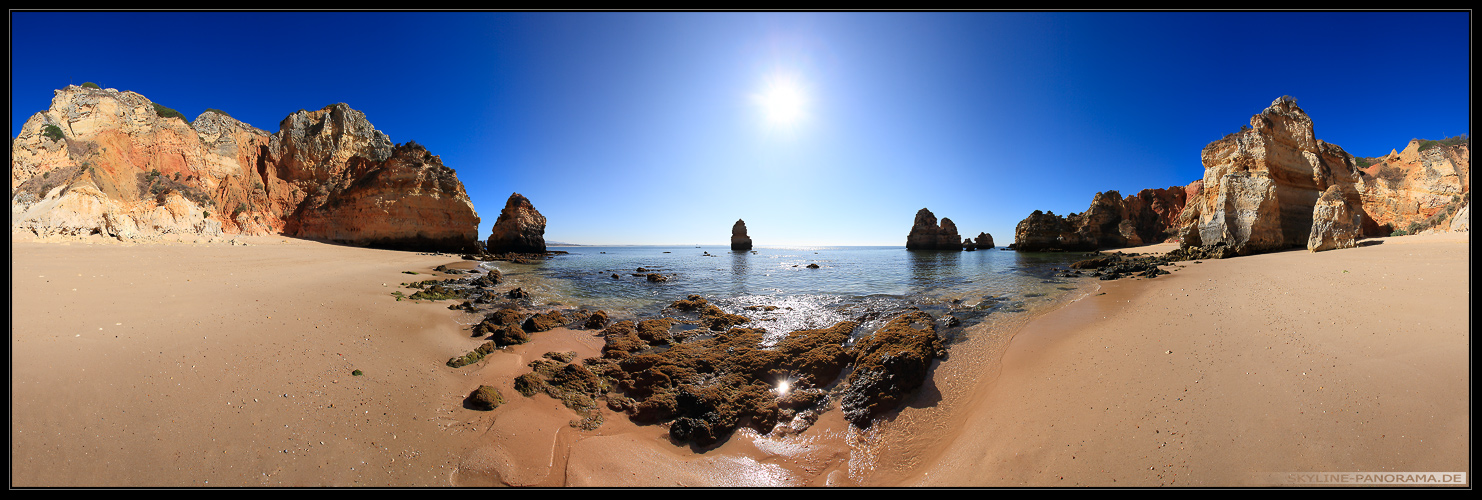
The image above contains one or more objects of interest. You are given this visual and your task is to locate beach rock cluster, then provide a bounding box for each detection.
[730,219,753,251]
[485,193,547,253]
[1066,252,1178,280]
[529,294,947,446]
[905,208,963,250]
[515,352,609,430]
[598,319,861,447]
[10,86,481,251]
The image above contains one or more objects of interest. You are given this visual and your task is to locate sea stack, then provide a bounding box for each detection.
[485,193,547,253]
[905,208,963,250]
[975,232,995,249]
[731,219,753,251]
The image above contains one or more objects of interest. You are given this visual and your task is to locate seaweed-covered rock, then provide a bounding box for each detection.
[506,287,528,299]
[669,294,708,311]
[584,310,610,330]
[699,304,749,331]
[448,341,499,368]
[601,321,648,359]
[636,318,675,345]
[522,310,568,333]
[487,324,530,345]
[466,385,504,411]
[841,311,943,427]
[604,320,859,446]
[646,273,668,283]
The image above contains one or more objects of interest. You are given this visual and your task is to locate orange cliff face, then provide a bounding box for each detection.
[1355,138,1469,235]
[11,86,480,251]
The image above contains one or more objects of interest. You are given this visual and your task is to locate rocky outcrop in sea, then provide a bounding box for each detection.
[485,192,547,253]
[10,85,481,251]
[905,208,963,250]
[730,219,753,251]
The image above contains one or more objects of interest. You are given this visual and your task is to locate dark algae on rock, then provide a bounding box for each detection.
[493,291,958,447]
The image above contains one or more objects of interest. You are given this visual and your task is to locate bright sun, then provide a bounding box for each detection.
[754,74,808,126]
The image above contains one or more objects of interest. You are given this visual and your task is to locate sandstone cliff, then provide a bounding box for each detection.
[731,219,753,251]
[905,208,963,251]
[485,193,547,253]
[1354,138,1469,235]
[11,86,480,251]
[1176,97,1369,255]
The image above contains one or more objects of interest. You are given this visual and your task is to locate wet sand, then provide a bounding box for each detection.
[10,232,1469,486]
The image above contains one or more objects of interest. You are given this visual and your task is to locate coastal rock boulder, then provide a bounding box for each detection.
[1308,184,1365,252]
[485,193,547,253]
[730,219,753,251]
[905,208,963,250]
[1177,97,1370,254]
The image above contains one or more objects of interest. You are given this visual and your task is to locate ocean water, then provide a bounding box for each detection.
[480,245,1089,344]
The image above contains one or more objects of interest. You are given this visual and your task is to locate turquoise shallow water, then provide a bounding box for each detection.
[481,245,1089,343]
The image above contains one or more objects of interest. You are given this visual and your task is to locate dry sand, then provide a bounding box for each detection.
[10,232,1470,487]
[892,233,1470,487]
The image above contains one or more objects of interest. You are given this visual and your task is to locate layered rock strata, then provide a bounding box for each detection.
[1177,97,1369,254]
[905,208,963,250]
[11,85,480,251]
[730,219,753,251]
[1354,138,1469,235]
[485,193,547,253]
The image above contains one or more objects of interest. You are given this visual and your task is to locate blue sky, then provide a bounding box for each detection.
[11,12,1470,245]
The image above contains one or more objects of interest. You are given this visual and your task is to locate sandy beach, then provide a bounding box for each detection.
[10,232,1469,487]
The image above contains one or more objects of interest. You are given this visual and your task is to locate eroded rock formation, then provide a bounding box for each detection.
[485,193,547,253]
[11,86,480,251]
[1012,210,1098,252]
[1013,187,1190,252]
[731,219,753,251]
[905,208,963,250]
[1177,97,1369,254]
[974,232,994,249]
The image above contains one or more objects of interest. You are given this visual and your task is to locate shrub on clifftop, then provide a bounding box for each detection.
[151,103,188,123]
[41,124,64,142]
